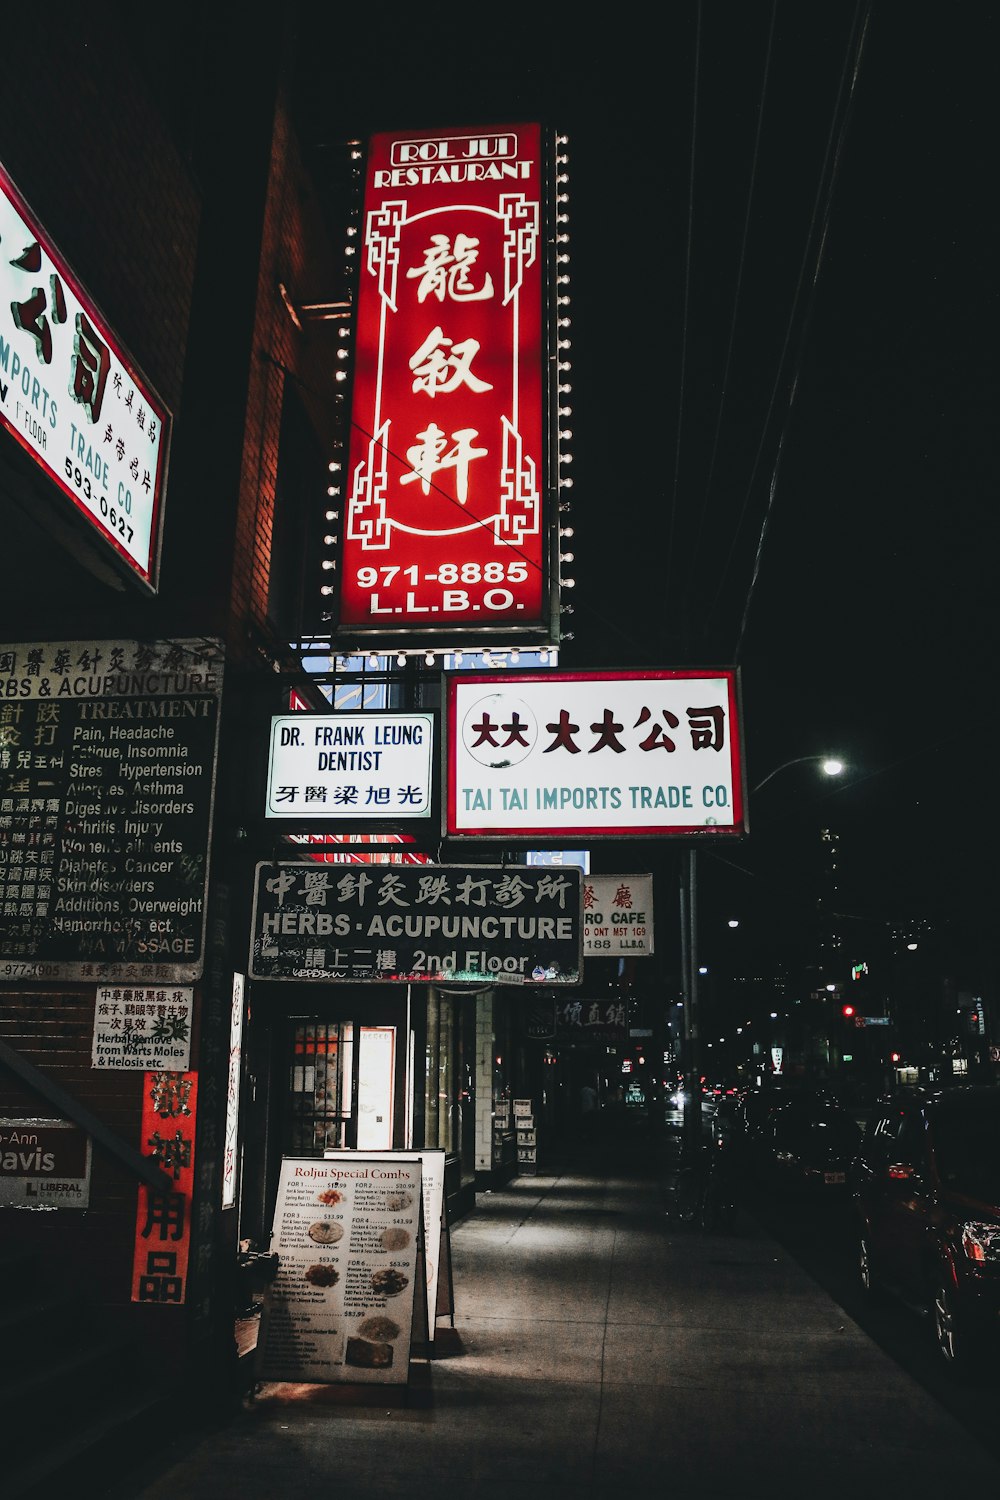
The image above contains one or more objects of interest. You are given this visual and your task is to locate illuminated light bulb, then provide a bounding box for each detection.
[560,552,574,563]
[344,245,356,255]
[335,371,347,382]
[338,326,350,338]
[558,317,571,327]
[325,510,339,521]
[557,173,569,184]
[556,215,569,226]
[556,234,569,244]
[337,348,349,359]
[557,254,570,264]
[346,226,357,236]
[557,296,571,306]
[557,361,571,372]
[560,453,573,463]
[454,650,463,665]
[396,653,406,666]
[562,577,576,588]
[323,535,336,545]
[559,431,572,441]
[559,476,574,488]
[322,560,335,570]
[320,585,334,595]
[539,650,549,663]
[328,461,342,472]
[559,526,574,538]
[558,406,572,417]
[368,654,379,668]
[424,652,435,666]
[511,650,520,663]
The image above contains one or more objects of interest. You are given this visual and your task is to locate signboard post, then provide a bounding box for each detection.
[0,638,222,981]
[0,1118,92,1209]
[325,1147,451,1348]
[0,161,170,591]
[338,123,555,645]
[582,874,654,956]
[447,669,745,839]
[249,862,583,985]
[265,711,435,824]
[257,1155,424,1386]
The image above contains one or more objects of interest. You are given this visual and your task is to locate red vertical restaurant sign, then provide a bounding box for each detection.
[339,124,549,638]
[131,1071,198,1305]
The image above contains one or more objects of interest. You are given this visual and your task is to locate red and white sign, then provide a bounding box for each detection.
[339,125,548,636]
[132,1071,197,1305]
[0,161,170,591]
[447,669,746,838]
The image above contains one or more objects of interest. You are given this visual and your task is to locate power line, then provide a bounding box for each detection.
[689,0,777,591]
[708,2,870,651]
[665,0,703,632]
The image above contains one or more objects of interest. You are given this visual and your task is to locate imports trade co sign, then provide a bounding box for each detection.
[249,862,583,985]
[0,160,170,591]
[339,125,551,639]
[447,669,746,838]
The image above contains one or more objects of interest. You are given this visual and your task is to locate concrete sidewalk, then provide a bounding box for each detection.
[104,1131,1000,1499]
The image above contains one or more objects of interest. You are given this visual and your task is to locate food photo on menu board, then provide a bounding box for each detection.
[256,1158,423,1385]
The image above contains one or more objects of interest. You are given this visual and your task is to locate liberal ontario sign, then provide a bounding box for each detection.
[249,862,583,986]
[447,669,746,839]
[338,124,554,643]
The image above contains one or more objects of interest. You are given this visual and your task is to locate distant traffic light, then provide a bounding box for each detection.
[841,1003,856,1019]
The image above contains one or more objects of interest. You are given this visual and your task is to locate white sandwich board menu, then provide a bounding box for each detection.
[257,1156,423,1386]
[326,1147,451,1345]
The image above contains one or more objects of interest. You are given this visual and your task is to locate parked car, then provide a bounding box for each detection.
[852,1086,1000,1370]
[736,1081,837,1141]
[750,1093,862,1193]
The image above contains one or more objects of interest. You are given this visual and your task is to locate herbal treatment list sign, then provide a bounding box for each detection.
[0,639,222,981]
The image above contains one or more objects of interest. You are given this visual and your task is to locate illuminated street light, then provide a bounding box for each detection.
[751,755,847,794]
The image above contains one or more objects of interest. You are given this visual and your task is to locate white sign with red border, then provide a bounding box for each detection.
[0,161,169,590]
[447,669,745,837]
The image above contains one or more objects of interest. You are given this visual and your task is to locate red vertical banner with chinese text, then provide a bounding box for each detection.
[339,124,549,640]
[132,1071,198,1305]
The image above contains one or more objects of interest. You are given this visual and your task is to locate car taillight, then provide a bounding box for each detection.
[961,1222,1000,1264]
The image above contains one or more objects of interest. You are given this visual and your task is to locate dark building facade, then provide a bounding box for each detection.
[0,23,523,1471]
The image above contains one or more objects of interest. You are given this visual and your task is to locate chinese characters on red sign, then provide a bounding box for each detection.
[132,1071,198,1305]
[339,126,547,635]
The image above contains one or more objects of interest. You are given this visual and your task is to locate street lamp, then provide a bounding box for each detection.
[677,753,846,1156]
[751,755,846,794]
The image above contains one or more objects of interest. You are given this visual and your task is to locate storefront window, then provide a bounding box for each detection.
[284,1020,353,1155]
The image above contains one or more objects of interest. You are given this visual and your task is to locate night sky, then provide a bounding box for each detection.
[293,3,998,984]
